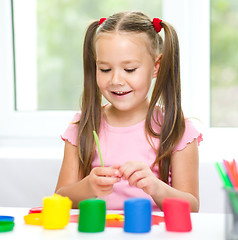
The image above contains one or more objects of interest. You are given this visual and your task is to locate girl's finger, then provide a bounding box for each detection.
[127,170,145,186]
[120,164,138,180]
[94,167,122,177]
[119,161,146,179]
[97,176,121,186]
[110,165,122,177]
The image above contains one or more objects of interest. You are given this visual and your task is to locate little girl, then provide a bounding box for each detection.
[55,11,203,212]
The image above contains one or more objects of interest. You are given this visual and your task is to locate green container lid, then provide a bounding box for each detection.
[0,221,15,232]
[78,198,106,233]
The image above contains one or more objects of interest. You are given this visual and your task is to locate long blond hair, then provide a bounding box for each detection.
[78,11,185,183]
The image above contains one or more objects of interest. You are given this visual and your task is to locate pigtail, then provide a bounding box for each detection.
[78,21,102,177]
[146,22,185,183]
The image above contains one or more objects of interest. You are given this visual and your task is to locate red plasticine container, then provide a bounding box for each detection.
[28,207,43,214]
[163,198,192,232]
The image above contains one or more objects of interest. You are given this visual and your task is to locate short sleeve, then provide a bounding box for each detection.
[61,113,81,146]
[173,119,203,152]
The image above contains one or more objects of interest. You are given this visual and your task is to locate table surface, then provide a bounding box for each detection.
[0,207,225,240]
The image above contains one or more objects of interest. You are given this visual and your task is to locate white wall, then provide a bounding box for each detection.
[0,149,225,213]
[0,156,61,208]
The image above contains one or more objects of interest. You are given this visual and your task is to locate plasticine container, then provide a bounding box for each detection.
[163,198,192,232]
[78,198,106,232]
[225,187,238,240]
[124,198,152,233]
[42,194,72,229]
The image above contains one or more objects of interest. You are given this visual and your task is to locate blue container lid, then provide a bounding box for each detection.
[0,216,14,222]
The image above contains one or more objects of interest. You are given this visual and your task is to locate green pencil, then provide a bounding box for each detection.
[93,130,104,167]
[215,162,233,188]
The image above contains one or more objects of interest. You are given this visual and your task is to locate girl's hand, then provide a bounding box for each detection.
[119,161,159,196]
[88,165,122,197]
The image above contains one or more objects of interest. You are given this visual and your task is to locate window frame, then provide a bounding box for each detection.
[1,0,237,159]
[163,0,210,127]
[0,0,74,141]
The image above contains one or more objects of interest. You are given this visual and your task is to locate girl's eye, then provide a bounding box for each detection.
[100,69,111,73]
[125,68,137,73]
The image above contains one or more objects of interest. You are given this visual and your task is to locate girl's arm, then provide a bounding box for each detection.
[55,140,121,208]
[152,139,199,212]
[119,139,199,212]
[55,140,92,208]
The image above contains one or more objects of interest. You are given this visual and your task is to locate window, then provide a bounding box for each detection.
[1,0,237,160]
[211,0,238,127]
[13,0,162,111]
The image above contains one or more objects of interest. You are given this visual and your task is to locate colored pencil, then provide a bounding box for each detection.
[223,159,238,189]
[215,162,233,188]
[215,159,238,214]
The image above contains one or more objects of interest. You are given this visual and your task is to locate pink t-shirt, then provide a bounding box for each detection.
[61,112,203,211]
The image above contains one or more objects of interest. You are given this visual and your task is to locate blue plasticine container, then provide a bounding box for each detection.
[124,198,152,233]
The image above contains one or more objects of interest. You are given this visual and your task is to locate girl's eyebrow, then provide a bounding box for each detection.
[96,60,140,64]
[96,60,108,65]
[121,60,140,64]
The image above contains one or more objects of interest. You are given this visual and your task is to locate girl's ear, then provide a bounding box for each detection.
[153,54,163,78]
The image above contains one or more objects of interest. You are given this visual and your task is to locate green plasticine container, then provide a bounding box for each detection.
[0,221,15,232]
[78,198,106,233]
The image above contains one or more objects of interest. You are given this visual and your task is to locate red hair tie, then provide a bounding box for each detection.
[152,18,163,33]
[99,18,107,26]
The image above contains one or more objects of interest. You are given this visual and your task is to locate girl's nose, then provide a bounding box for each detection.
[111,71,125,85]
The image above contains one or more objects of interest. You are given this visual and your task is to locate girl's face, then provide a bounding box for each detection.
[95,32,159,115]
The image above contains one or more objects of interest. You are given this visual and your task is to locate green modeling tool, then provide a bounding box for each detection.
[93,130,104,167]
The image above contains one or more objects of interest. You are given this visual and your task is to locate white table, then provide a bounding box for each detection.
[0,207,225,240]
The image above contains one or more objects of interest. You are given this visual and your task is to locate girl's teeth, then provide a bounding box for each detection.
[113,91,131,95]
[114,91,126,95]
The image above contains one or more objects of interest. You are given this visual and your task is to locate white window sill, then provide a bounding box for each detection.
[0,147,63,160]
[0,137,64,160]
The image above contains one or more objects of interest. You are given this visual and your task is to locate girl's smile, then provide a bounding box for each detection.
[111,90,133,97]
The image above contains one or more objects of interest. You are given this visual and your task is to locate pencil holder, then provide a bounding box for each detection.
[163,198,192,232]
[225,187,238,240]
[124,198,152,233]
[78,198,106,233]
